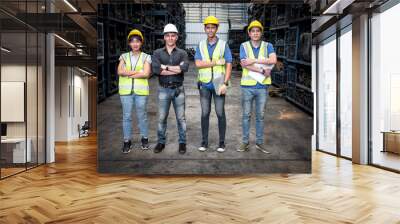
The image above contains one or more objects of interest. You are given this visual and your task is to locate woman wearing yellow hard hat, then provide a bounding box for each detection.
[237,20,277,153]
[194,15,233,153]
[117,29,152,153]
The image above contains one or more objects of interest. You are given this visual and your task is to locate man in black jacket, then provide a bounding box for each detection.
[151,23,189,154]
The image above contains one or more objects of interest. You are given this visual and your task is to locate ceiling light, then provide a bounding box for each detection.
[54,34,75,48]
[63,0,78,12]
[78,67,93,76]
[322,0,356,15]
[1,47,11,53]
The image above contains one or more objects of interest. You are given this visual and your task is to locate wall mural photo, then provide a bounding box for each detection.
[97,3,313,174]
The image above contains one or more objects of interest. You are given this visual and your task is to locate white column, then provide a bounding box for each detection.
[46,0,55,163]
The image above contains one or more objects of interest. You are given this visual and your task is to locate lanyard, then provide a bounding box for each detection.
[129,52,141,72]
[129,52,141,92]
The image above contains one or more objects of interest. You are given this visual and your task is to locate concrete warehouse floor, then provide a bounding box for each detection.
[98,62,313,174]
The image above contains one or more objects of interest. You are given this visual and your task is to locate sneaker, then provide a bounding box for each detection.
[255,144,270,154]
[179,143,186,154]
[122,140,132,154]
[198,144,208,152]
[237,143,249,152]
[141,137,149,150]
[153,143,165,153]
[216,143,225,153]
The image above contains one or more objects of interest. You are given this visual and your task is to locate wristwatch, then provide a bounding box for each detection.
[166,66,169,71]
[224,81,229,86]
[261,68,265,74]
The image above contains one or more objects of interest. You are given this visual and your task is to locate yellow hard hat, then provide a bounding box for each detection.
[203,16,219,26]
[127,29,144,42]
[247,20,264,32]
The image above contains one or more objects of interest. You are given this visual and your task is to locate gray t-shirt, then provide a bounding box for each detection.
[119,52,151,70]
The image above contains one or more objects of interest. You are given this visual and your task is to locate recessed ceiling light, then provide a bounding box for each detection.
[1,47,11,53]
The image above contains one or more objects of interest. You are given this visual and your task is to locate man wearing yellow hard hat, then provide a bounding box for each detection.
[237,20,277,153]
[117,29,152,153]
[195,16,233,153]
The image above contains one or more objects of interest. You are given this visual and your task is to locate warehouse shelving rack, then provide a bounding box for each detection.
[247,3,313,115]
[97,3,186,102]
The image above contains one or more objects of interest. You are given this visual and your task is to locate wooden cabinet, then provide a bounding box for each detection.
[382,131,400,154]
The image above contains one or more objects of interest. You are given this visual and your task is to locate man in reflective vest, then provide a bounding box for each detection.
[195,16,233,153]
[117,29,152,153]
[237,20,277,153]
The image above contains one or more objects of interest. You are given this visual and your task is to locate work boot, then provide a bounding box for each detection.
[153,143,165,153]
[122,140,132,154]
[179,143,186,154]
[256,144,270,154]
[141,137,149,150]
[237,143,249,152]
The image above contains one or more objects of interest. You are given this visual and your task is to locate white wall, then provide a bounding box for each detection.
[1,63,46,164]
[1,65,43,137]
[55,66,89,141]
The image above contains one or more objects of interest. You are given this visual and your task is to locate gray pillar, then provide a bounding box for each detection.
[46,0,55,163]
[352,14,369,164]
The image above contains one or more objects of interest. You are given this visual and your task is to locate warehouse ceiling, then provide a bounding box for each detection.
[1,1,100,71]
[2,0,386,70]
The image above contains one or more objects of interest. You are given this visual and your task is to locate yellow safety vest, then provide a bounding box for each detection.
[241,41,271,86]
[118,52,149,96]
[197,39,226,83]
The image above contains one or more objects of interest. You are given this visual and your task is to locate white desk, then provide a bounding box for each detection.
[1,138,31,163]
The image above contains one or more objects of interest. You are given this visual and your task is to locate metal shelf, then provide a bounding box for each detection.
[296,83,312,92]
[269,25,289,31]
[288,16,312,24]
[286,59,311,66]
[286,96,313,114]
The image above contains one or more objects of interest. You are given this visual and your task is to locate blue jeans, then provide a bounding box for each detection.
[120,94,149,141]
[241,86,269,145]
[157,86,187,144]
[199,87,226,147]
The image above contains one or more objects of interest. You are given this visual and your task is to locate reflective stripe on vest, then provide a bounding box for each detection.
[241,41,271,86]
[118,52,150,96]
[197,39,226,83]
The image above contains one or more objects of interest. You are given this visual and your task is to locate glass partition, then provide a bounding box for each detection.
[0,1,47,179]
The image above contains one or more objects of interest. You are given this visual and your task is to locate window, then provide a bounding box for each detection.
[339,26,352,158]
[370,3,400,171]
[317,35,337,154]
